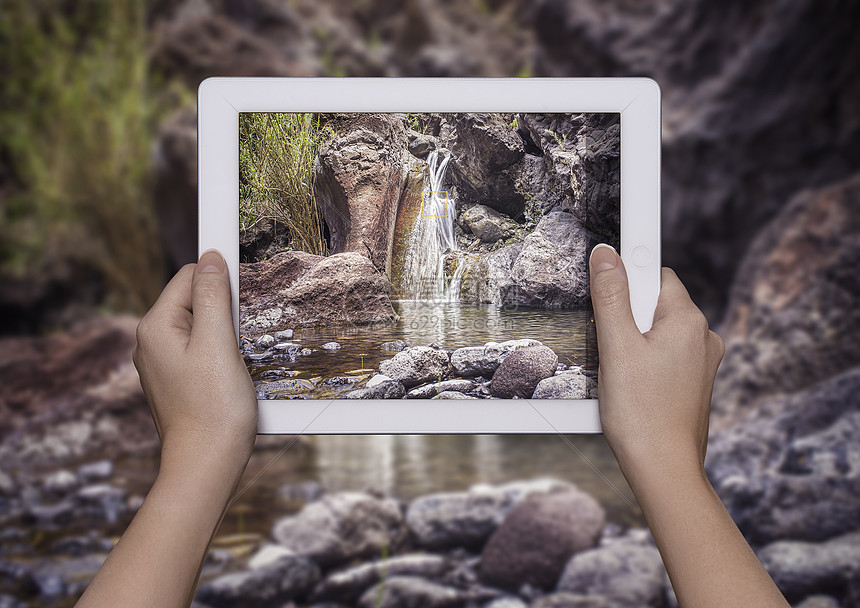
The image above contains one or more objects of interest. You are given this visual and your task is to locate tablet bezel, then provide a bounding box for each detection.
[198,77,661,434]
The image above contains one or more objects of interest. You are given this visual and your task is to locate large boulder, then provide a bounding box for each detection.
[490,345,559,399]
[556,543,666,607]
[378,346,451,388]
[448,113,527,220]
[272,492,407,568]
[460,204,516,244]
[706,368,860,545]
[405,479,572,550]
[239,251,397,332]
[712,175,860,425]
[757,530,860,604]
[0,317,157,468]
[315,114,409,275]
[500,211,592,309]
[196,553,320,608]
[479,488,605,591]
[517,113,620,249]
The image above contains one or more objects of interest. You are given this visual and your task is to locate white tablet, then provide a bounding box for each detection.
[198,78,660,434]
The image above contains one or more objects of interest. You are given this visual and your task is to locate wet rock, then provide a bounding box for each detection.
[449,113,526,220]
[358,575,466,608]
[556,544,665,607]
[343,380,406,400]
[499,212,591,309]
[757,530,860,603]
[312,554,450,604]
[379,347,450,388]
[196,552,320,608]
[450,339,541,377]
[460,204,515,243]
[406,479,573,551]
[407,380,477,399]
[257,378,317,399]
[240,251,397,331]
[486,598,528,608]
[321,342,341,350]
[273,492,407,568]
[274,329,294,341]
[706,368,860,545]
[301,348,312,356]
[490,346,558,399]
[480,488,605,591]
[532,369,597,400]
[381,339,408,352]
[433,391,478,400]
[255,334,275,348]
[324,376,358,387]
[78,460,113,481]
[315,114,409,274]
[43,470,79,495]
[409,135,436,159]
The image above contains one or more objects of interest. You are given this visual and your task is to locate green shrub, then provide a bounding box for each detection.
[239,113,333,257]
[0,0,173,315]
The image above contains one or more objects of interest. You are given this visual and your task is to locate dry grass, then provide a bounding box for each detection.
[239,113,333,257]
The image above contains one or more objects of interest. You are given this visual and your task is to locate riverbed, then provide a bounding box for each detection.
[247,300,598,398]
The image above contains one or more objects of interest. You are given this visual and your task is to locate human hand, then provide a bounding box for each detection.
[589,244,725,476]
[133,250,257,469]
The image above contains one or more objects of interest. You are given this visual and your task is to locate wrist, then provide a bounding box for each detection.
[610,441,708,494]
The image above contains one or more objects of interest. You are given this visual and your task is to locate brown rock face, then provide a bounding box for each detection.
[315,114,409,276]
[479,488,605,591]
[239,251,397,332]
[712,174,860,425]
[0,316,157,467]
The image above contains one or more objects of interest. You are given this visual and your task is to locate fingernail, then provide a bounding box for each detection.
[590,244,618,273]
[198,249,226,274]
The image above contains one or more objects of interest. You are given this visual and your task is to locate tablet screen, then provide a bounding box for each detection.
[238,112,619,401]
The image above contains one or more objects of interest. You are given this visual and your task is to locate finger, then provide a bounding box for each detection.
[189,249,237,349]
[650,268,702,327]
[137,265,195,346]
[589,244,643,354]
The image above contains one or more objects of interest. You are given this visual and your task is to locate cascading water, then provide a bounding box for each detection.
[400,150,463,301]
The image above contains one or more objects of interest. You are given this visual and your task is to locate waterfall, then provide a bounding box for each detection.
[400,150,463,301]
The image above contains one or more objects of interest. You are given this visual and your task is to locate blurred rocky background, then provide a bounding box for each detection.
[1,0,859,607]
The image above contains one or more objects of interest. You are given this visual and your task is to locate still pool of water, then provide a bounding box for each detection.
[248,301,598,397]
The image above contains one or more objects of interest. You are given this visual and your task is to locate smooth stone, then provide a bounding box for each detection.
[480,488,605,591]
[357,575,466,608]
[366,374,394,388]
[406,379,477,399]
[343,380,406,400]
[312,553,450,604]
[406,479,574,550]
[321,342,341,350]
[450,339,542,377]
[255,334,276,348]
[379,347,451,388]
[532,369,596,400]
[274,329,294,341]
[196,553,320,607]
[273,492,407,568]
[490,345,558,398]
[432,391,478,399]
[381,339,408,352]
[556,543,665,606]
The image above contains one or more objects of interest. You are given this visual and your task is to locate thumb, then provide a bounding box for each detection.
[589,244,642,354]
[190,249,236,348]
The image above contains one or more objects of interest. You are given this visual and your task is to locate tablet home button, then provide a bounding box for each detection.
[631,245,653,268]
